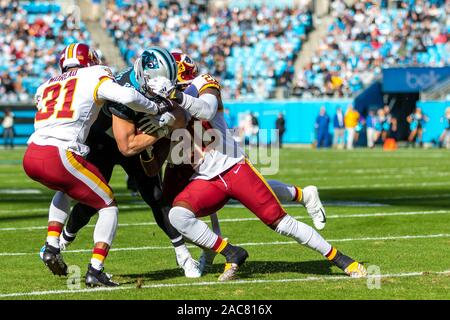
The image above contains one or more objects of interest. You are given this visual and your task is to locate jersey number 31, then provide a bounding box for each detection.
[35,78,78,121]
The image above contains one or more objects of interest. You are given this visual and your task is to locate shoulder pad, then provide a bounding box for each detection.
[191,74,220,94]
[92,65,115,82]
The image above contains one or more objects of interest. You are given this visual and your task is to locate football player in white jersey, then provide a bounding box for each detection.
[146,51,366,281]
[153,52,327,275]
[23,43,174,287]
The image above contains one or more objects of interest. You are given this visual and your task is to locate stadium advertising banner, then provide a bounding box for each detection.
[382,67,450,93]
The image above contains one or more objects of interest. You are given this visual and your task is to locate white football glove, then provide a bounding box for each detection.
[145,76,175,99]
[137,112,175,136]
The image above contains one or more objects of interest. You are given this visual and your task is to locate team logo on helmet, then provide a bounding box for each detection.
[142,51,160,70]
[172,51,198,85]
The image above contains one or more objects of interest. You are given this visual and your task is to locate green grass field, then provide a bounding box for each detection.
[0,147,449,300]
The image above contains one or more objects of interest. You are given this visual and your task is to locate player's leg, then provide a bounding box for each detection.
[198,213,221,275]
[26,145,120,286]
[169,178,249,281]
[131,166,202,278]
[266,180,326,230]
[228,160,366,279]
[160,164,205,277]
[60,146,115,250]
[59,150,120,287]
[24,144,72,276]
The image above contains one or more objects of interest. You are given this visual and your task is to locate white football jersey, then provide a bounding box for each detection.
[190,74,245,180]
[28,65,115,156]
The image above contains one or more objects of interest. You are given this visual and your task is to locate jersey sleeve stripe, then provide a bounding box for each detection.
[199,83,220,94]
[93,76,113,105]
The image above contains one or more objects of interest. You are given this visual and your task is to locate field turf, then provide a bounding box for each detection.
[0,147,449,300]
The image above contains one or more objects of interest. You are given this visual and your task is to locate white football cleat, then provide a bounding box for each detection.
[302,186,326,230]
[177,255,202,278]
[198,249,217,275]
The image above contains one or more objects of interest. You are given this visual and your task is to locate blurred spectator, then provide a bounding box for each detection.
[0,0,92,101]
[366,109,378,148]
[275,112,286,148]
[104,1,312,100]
[344,104,360,149]
[439,107,450,148]
[407,107,429,147]
[315,106,330,148]
[333,106,345,148]
[297,0,449,97]
[1,108,15,149]
[250,112,259,146]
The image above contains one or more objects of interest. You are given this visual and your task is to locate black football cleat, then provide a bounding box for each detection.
[85,264,119,287]
[42,242,68,276]
[218,246,249,281]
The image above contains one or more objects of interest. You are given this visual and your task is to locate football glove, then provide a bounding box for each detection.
[138,112,175,132]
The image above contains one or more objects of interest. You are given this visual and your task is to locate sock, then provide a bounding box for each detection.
[49,191,71,224]
[59,227,76,250]
[212,237,229,254]
[293,186,303,202]
[93,206,118,245]
[91,247,108,271]
[171,235,186,248]
[267,180,301,202]
[168,206,219,249]
[275,215,331,255]
[325,247,355,270]
[47,225,62,248]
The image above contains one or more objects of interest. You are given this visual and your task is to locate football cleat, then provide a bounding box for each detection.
[302,186,326,230]
[41,242,68,276]
[344,261,368,278]
[218,246,248,281]
[85,264,119,287]
[177,255,202,278]
[198,249,217,275]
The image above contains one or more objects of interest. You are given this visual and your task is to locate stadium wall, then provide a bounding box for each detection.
[416,100,449,144]
[224,99,352,144]
[1,100,448,146]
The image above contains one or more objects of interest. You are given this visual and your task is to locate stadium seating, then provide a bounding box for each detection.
[105,0,312,99]
[0,1,92,102]
[293,0,449,98]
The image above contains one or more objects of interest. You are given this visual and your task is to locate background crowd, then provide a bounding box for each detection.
[292,0,449,98]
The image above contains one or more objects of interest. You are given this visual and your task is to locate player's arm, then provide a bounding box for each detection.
[96,77,169,115]
[112,115,159,157]
[147,74,219,121]
[172,87,219,121]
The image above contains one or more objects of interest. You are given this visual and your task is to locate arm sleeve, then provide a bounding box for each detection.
[107,101,136,121]
[178,92,218,121]
[96,80,159,115]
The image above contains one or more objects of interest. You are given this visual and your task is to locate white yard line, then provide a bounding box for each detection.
[1,233,449,257]
[0,189,42,194]
[0,269,449,298]
[0,209,449,232]
[320,181,450,189]
[0,209,447,232]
